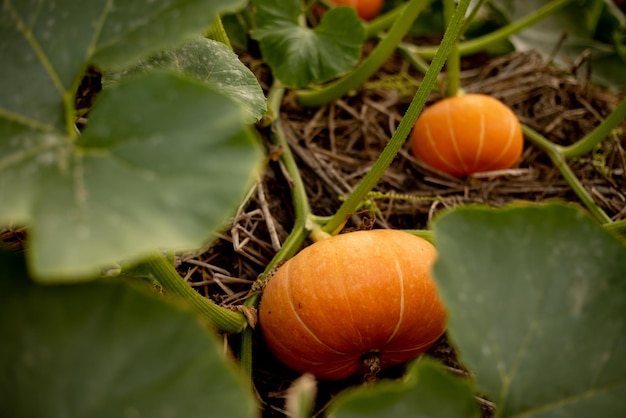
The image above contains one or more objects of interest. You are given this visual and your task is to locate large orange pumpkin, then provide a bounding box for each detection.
[259,229,447,380]
[410,93,524,177]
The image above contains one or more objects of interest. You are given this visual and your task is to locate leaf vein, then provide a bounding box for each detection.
[512,379,626,417]
[86,0,115,59]
[6,0,66,95]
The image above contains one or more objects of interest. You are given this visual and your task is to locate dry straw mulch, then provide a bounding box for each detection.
[185,49,625,311]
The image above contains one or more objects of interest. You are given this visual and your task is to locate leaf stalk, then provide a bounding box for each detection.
[143,253,247,333]
[522,125,612,225]
[561,96,626,159]
[443,0,461,97]
[240,81,314,377]
[363,4,405,38]
[409,0,574,59]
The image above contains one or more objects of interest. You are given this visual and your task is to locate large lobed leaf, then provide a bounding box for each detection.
[0,0,264,280]
[433,203,626,417]
[251,0,365,88]
[1,0,247,120]
[104,36,267,124]
[35,73,261,279]
[0,250,257,418]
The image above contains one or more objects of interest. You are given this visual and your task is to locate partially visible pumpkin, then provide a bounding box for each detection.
[259,229,447,380]
[410,93,524,177]
[327,0,384,21]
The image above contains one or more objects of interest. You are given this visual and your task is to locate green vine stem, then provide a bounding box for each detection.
[396,42,432,75]
[143,253,248,333]
[405,229,435,244]
[295,0,430,107]
[605,219,626,235]
[238,326,255,386]
[322,0,472,234]
[363,3,405,38]
[522,124,612,225]
[396,0,489,85]
[561,96,626,159]
[460,0,488,35]
[240,81,314,377]
[238,327,255,386]
[443,0,461,97]
[251,81,313,297]
[409,0,573,59]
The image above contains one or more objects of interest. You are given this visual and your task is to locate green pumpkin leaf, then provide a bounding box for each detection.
[0,250,257,418]
[490,0,626,90]
[104,37,267,124]
[433,203,626,417]
[1,0,263,281]
[1,0,246,128]
[251,0,365,88]
[27,73,261,280]
[327,358,481,418]
[90,0,247,71]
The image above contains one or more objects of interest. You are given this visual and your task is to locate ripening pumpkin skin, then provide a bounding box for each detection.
[328,0,384,20]
[259,229,447,380]
[410,94,524,177]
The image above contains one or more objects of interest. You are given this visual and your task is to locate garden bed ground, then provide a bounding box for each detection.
[172,46,625,417]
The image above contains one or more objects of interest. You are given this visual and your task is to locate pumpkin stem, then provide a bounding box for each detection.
[362,352,382,384]
[307,216,333,241]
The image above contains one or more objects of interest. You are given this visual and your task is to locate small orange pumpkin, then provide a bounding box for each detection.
[410,93,524,177]
[327,0,384,21]
[259,229,447,380]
